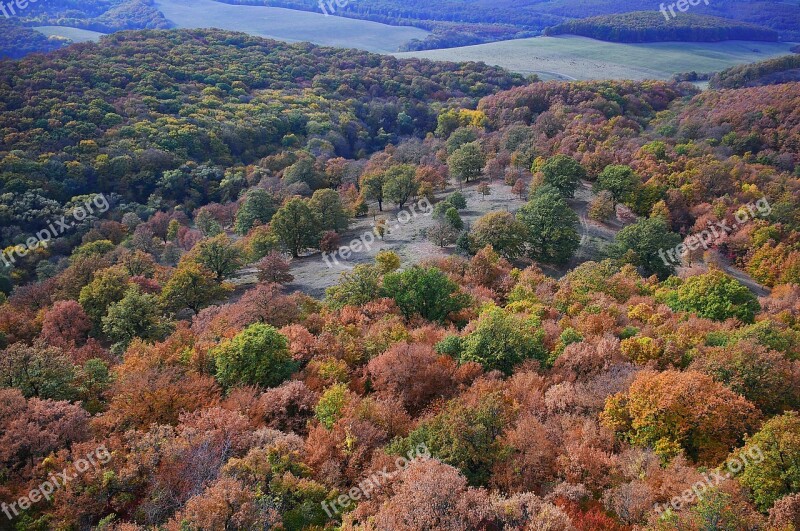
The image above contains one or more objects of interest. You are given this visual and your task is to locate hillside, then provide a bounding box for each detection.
[545,12,779,43]
[2,27,800,531]
[710,54,800,88]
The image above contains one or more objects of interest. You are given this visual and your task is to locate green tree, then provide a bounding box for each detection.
[383,165,419,209]
[471,211,528,260]
[212,323,297,388]
[360,172,387,211]
[593,164,639,205]
[516,185,580,265]
[389,391,513,485]
[235,189,277,235]
[314,383,351,429]
[102,287,168,352]
[189,234,243,281]
[0,342,77,401]
[325,264,381,309]
[609,216,682,280]
[731,412,800,512]
[271,198,321,258]
[448,142,485,187]
[445,207,464,231]
[539,155,585,198]
[283,155,322,190]
[447,191,467,210]
[460,306,546,374]
[78,267,129,329]
[381,266,469,323]
[662,269,761,323]
[161,263,229,314]
[309,188,349,233]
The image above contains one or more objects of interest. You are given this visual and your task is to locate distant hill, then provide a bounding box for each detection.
[544,12,779,43]
[710,54,800,88]
[9,0,170,33]
[0,19,69,59]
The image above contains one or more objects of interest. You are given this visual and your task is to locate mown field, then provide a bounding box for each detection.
[33,26,107,43]
[154,0,429,53]
[395,35,799,80]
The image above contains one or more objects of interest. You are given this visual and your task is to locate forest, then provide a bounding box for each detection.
[544,12,779,43]
[1,27,800,530]
[709,54,800,89]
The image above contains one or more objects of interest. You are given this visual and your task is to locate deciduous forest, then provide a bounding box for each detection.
[1,28,800,530]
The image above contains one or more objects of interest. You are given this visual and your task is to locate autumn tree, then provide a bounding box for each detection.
[78,266,129,329]
[360,172,387,211]
[324,264,381,309]
[256,251,294,284]
[471,211,527,260]
[161,263,229,314]
[602,370,761,463]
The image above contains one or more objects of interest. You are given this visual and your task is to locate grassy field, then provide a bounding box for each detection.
[154,0,429,53]
[395,35,799,80]
[32,26,106,43]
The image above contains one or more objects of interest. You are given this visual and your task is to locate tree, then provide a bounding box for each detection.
[471,211,527,260]
[732,412,800,512]
[324,264,381,309]
[448,142,485,187]
[662,269,761,323]
[516,186,580,265]
[212,323,297,389]
[309,188,349,233]
[360,172,386,211]
[257,251,294,284]
[271,198,321,258]
[78,267,129,329]
[460,306,546,374]
[41,300,92,348]
[381,266,469,323]
[588,190,615,222]
[610,216,682,280]
[283,155,322,190]
[594,165,639,205]
[427,221,460,248]
[383,164,419,210]
[477,182,491,199]
[0,342,76,400]
[161,263,229,314]
[511,178,527,199]
[448,191,468,210]
[235,188,277,235]
[102,287,168,352]
[189,234,243,281]
[539,155,585,198]
[375,250,401,274]
[602,370,761,464]
[445,207,464,230]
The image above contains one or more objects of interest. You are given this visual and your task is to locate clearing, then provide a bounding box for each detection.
[395,35,798,80]
[33,26,106,43]
[153,0,429,53]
